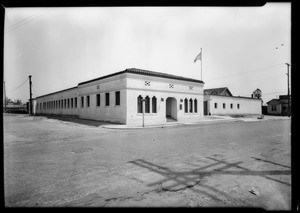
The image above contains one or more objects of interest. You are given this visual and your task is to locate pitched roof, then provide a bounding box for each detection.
[266,99,283,105]
[36,86,78,99]
[78,68,204,86]
[203,87,233,96]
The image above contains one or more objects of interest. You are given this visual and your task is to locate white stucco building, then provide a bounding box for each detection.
[35,68,205,126]
[35,69,262,126]
[203,87,262,116]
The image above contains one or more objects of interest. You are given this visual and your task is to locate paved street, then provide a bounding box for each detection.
[4,114,291,209]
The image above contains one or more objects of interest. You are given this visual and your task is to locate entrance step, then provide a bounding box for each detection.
[166,116,177,122]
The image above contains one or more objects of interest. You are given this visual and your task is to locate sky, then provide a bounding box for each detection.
[4,4,291,105]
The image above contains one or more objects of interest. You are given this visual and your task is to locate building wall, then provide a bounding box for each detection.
[77,74,127,123]
[36,87,79,116]
[204,95,262,116]
[125,74,204,126]
[267,103,282,115]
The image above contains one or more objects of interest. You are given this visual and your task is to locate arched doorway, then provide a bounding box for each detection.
[166,97,177,122]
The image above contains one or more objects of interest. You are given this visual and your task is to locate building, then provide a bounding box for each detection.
[266,95,291,116]
[5,102,28,114]
[35,68,205,126]
[35,69,263,125]
[203,87,262,116]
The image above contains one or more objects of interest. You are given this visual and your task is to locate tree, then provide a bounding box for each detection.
[4,97,12,105]
[15,99,22,105]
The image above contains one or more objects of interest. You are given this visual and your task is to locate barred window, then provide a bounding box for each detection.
[96,94,100,106]
[115,91,120,106]
[145,96,150,113]
[137,95,143,113]
[87,95,90,107]
[194,99,197,113]
[189,99,193,113]
[184,98,188,113]
[105,93,110,106]
[152,96,157,113]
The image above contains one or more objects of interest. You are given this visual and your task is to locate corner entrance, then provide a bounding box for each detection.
[166,97,177,122]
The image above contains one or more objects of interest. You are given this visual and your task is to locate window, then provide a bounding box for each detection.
[230,103,233,109]
[64,99,66,108]
[152,96,157,113]
[184,98,188,113]
[87,95,90,107]
[137,95,143,113]
[271,105,276,111]
[75,98,77,108]
[105,93,110,106]
[237,104,240,109]
[68,99,70,108]
[71,98,73,108]
[115,91,120,106]
[145,96,150,113]
[194,99,198,113]
[214,103,218,109]
[81,97,84,108]
[223,103,226,109]
[96,94,100,107]
[189,99,193,113]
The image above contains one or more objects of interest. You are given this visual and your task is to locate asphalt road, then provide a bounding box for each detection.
[4,114,291,209]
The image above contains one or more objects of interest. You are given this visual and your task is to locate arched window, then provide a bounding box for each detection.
[194,99,198,113]
[145,96,150,113]
[189,98,193,113]
[137,95,143,113]
[184,98,188,113]
[152,96,157,113]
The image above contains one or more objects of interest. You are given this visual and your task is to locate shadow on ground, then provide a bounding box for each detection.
[128,157,291,203]
[42,115,122,127]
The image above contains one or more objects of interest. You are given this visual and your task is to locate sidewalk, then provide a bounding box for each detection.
[102,116,240,129]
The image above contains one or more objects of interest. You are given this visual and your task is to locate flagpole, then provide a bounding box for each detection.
[200,48,203,81]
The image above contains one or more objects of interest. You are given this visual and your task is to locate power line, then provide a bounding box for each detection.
[5,8,46,31]
[262,90,286,96]
[205,63,284,82]
[5,8,49,34]
[209,74,283,89]
[7,78,28,93]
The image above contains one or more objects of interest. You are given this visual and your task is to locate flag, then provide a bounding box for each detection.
[194,51,202,63]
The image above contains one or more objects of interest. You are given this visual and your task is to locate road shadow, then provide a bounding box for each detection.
[128,157,291,203]
[40,114,122,127]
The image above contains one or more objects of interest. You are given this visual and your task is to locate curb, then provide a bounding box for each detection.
[102,118,241,129]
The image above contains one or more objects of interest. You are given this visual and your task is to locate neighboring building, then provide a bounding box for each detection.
[35,68,205,126]
[5,103,28,114]
[266,95,291,116]
[203,87,262,116]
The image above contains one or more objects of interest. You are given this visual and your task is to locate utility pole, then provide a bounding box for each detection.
[29,75,32,115]
[285,63,290,116]
[3,81,6,112]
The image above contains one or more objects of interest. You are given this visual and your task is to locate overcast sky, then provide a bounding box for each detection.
[4,3,291,104]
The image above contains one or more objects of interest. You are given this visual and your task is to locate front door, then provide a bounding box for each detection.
[166,97,177,122]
